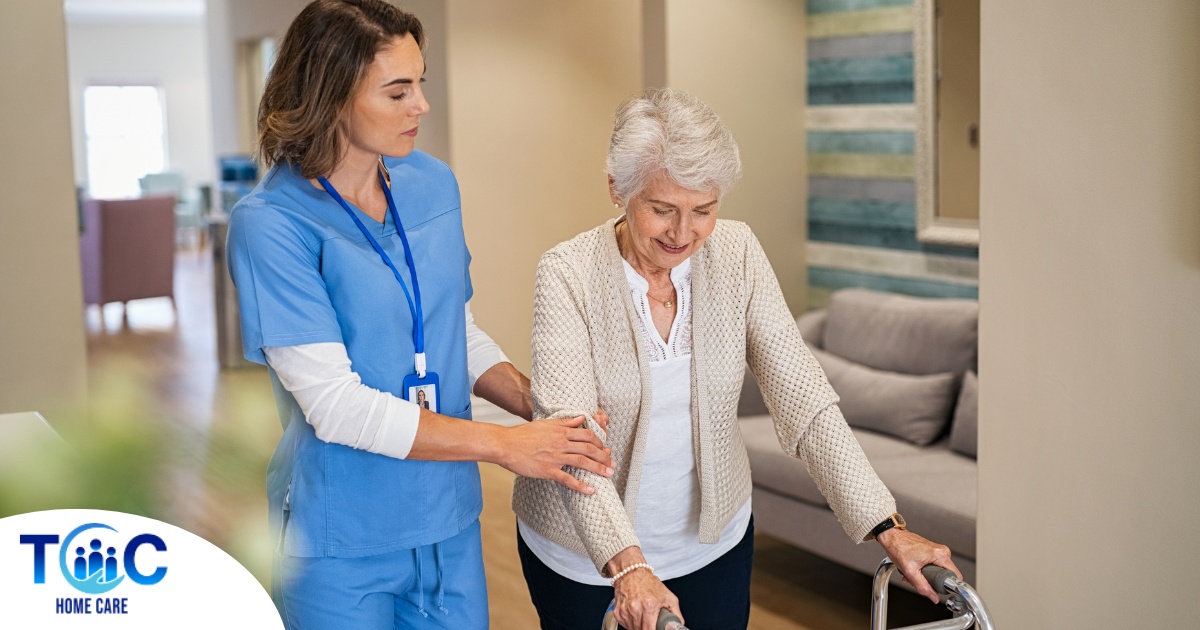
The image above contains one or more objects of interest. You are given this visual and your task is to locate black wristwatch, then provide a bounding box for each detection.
[866,513,906,541]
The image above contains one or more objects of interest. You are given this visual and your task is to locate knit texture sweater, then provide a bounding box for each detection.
[511,218,896,574]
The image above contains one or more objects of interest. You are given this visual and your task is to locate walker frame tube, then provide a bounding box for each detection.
[870,559,995,630]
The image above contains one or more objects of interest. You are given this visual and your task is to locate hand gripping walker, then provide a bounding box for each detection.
[601,598,688,630]
[871,559,995,630]
[598,558,994,630]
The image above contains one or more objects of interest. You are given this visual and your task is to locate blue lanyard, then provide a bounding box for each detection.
[319,169,428,376]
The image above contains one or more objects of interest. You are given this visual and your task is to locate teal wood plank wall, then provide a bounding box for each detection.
[805,0,978,309]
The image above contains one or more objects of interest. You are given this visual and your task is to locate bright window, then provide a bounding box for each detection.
[83,86,167,199]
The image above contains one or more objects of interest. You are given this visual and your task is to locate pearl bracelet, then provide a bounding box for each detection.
[610,562,653,586]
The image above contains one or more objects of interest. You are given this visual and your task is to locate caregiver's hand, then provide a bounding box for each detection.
[496,416,614,495]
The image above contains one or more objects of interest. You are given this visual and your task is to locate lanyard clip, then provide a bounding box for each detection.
[415,352,427,378]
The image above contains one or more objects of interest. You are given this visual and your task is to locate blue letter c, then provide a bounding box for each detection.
[123,534,167,585]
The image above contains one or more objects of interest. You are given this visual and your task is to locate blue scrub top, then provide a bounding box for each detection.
[227,152,483,557]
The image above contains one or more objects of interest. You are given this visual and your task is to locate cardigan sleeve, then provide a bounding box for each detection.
[799,406,898,543]
[741,227,896,543]
[530,252,642,574]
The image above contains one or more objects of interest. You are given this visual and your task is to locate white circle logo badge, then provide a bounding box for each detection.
[0,509,283,628]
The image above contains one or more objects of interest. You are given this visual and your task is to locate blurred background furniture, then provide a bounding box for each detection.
[216,155,258,214]
[139,171,204,248]
[739,288,980,584]
[209,154,260,369]
[209,214,257,369]
[79,195,177,327]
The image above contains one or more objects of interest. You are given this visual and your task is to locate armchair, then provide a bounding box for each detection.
[79,195,177,326]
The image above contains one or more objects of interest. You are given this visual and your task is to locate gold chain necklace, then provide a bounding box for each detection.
[645,290,675,309]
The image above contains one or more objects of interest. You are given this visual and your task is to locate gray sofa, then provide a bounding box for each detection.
[738,288,980,583]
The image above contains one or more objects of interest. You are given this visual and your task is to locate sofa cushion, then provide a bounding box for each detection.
[812,348,958,446]
[948,370,979,459]
[863,431,977,559]
[823,289,978,376]
[739,415,827,507]
[739,416,977,559]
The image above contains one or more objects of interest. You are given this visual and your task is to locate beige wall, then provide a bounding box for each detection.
[445,0,643,371]
[447,0,809,371]
[206,0,309,157]
[0,1,88,417]
[977,1,1200,626]
[205,0,451,166]
[653,0,808,312]
[400,0,450,163]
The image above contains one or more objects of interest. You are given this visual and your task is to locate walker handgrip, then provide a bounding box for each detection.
[601,601,687,630]
[657,608,687,630]
[920,564,958,596]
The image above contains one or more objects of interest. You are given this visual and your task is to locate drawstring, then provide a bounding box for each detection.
[434,542,448,615]
[412,542,448,618]
[414,547,428,618]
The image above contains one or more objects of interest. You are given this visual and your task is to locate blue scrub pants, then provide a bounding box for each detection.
[275,520,489,629]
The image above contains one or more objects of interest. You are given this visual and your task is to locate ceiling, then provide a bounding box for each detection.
[63,0,206,23]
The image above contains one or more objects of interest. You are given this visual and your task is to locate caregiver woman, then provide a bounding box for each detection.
[227,1,613,627]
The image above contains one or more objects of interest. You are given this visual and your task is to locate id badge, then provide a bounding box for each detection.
[402,371,440,413]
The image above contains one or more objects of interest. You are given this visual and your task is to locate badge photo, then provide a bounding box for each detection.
[402,372,439,413]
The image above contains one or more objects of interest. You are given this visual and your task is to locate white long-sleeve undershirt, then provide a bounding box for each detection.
[263,303,510,459]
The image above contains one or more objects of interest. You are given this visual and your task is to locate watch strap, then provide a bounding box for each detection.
[867,513,906,541]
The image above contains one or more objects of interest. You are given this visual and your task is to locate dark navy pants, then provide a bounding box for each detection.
[518,517,755,630]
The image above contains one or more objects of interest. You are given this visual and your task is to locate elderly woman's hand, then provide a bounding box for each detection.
[876,528,961,604]
[607,547,683,630]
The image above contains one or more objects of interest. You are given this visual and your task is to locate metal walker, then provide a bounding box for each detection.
[871,559,995,630]
[599,558,993,630]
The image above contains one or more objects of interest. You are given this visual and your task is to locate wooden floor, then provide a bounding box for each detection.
[80,247,943,629]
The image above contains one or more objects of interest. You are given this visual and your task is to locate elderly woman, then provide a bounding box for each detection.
[512,88,959,630]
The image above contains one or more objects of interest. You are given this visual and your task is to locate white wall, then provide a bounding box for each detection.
[66,20,215,193]
[0,1,89,417]
[205,0,308,158]
[977,0,1200,626]
[652,0,808,312]
[445,0,643,371]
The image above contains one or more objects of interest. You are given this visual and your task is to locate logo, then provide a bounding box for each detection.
[20,522,167,615]
[2,509,283,628]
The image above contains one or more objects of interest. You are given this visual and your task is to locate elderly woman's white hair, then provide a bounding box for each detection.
[606,87,742,205]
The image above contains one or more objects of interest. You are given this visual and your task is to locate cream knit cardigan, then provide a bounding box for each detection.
[512,218,896,574]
